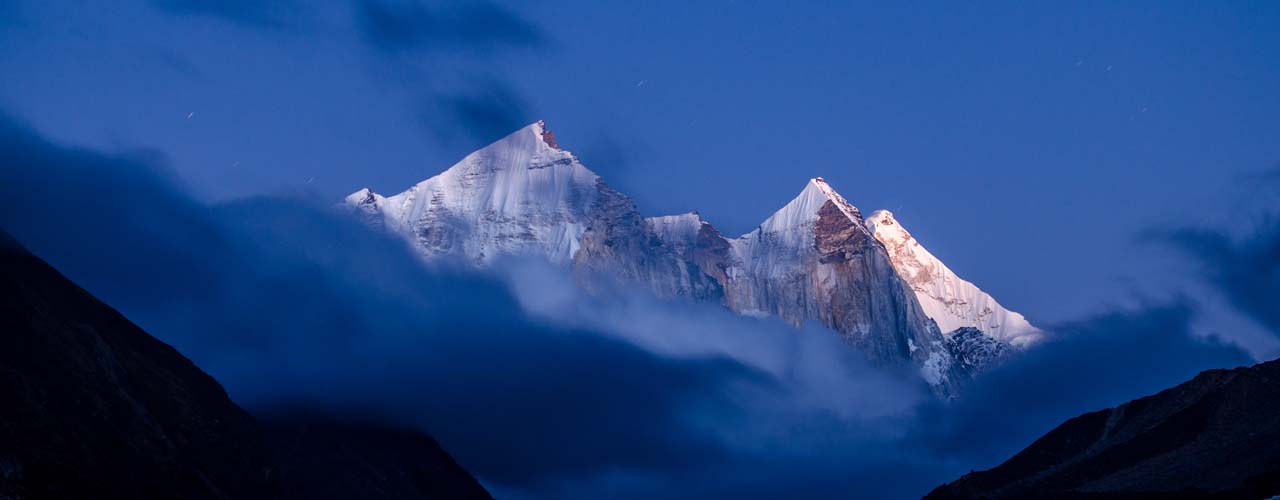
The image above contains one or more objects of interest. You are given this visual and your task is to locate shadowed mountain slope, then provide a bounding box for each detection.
[926,358,1280,499]
[0,231,273,499]
[0,231,493,500]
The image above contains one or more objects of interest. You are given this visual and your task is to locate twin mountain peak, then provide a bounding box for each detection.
[346,121,1042,396]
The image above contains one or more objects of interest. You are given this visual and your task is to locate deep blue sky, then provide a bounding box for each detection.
[2,1,1278,346]
[2,3,1279,498]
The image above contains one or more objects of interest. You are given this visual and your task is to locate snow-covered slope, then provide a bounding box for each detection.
[347,121,721,299]
[727,178,871,277]
[865,210,1043,348]
[346,122,1040,395]
[347,121,598,264]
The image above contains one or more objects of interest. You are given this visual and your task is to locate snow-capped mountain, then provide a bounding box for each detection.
[344,121,596,264]
[865,210,1043,348]
[347,121,721,300]
[714,179,962,390]
[346,121,1038,395]
[638,180,966,392]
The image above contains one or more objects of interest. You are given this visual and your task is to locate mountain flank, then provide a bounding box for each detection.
[0,231,492,500]
[925,358,1280,499]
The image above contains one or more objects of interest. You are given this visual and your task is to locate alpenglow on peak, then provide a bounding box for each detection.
[344,122,1042,395]
[865,209,1042,347]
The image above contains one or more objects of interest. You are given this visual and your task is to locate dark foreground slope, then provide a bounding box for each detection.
[263,416,494,500]
[926,359,1280,499]
[0,232,491,500]
[0,231,273,499]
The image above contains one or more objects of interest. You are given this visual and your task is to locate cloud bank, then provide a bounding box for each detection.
[0,113,1265,499]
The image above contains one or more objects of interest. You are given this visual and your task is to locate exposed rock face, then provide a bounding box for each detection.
[926,358,1280,499]
[944,327,1014,378]
[643,212,734,304]
[0,231,274,500]
[0,232,495,500]
[573,180,724,301]
[540,128,558,149]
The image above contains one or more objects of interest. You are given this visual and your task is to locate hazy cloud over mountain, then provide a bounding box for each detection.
[0,110,1263,498]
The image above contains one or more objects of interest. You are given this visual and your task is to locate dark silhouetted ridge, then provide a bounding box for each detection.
[0,231,494,499]
[926,358,1280,499]
[262,414,495,500]
[0,231,273,499]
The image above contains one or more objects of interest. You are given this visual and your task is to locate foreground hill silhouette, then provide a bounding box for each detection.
[0,231,492,500]
[926,358,1280,499]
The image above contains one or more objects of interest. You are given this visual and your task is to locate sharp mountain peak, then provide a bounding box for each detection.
[342,122,1041,395]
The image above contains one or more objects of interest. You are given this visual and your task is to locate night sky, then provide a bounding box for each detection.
[2,2,1279,498]
[5,2,1280,336]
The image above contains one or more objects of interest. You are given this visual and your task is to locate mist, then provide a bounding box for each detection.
[0,112,1265,499]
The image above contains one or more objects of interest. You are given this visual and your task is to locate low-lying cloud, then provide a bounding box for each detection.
[0,113,1267,499]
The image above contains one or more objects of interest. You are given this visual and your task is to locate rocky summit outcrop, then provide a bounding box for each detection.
[0,231,493,500]
[346,121,1042,394]
[925,358,1280,499]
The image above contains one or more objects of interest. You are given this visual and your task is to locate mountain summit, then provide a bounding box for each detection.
[866,210,1042,347]
[750,177,867,237]
[709,177,963,391]
[347,121,599,264]
[345,122,1040,394]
